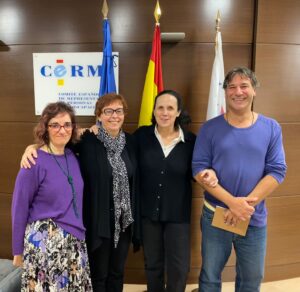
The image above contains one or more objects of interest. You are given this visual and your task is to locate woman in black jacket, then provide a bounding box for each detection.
[76,93,140,292]
[134,90,216,292]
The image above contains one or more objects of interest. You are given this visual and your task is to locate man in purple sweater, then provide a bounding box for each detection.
[192,67,287,292]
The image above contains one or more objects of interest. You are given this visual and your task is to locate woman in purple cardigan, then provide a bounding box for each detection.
[11,102,92,291]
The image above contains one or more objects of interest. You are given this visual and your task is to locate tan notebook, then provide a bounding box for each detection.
[211,206,250,236]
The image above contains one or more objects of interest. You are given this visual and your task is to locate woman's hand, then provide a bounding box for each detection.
[199,169,218,187]
[13,255,23,267]
[20,144,38,169]
[76,127,88,138]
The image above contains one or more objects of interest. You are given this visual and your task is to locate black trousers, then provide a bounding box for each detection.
[88,227,131,292]
[142,218,190,292]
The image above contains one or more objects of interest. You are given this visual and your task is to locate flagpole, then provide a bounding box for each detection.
[138,0,164,127]
[215,10,221,45]
[99,0,116,96]
[205,9,226,121]
[216,10,221,32]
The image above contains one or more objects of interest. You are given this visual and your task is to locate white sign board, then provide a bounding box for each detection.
[33,52,119,116]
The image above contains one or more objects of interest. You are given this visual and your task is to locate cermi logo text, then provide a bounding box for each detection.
[40,59,101,86]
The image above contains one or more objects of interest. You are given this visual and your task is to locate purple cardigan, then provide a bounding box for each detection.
[11,148,85,255]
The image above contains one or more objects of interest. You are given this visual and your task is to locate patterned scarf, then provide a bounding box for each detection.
[97,124,134,247]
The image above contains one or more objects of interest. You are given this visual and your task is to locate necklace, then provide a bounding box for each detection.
[225,111,254,127]
[48,145,79,218]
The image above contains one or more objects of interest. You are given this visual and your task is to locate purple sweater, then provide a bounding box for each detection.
[192,114,287,227]
[11,148,85,255]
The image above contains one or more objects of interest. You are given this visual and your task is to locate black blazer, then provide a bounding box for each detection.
[134,125,196,223]
[76,131,140,252]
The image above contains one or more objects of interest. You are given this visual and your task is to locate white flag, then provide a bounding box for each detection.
[206,31,226,120]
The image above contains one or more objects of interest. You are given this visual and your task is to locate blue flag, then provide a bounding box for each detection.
[99,19,116,96]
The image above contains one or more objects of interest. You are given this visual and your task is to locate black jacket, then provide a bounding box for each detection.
[134,126,196,223]
[76,131,140,252]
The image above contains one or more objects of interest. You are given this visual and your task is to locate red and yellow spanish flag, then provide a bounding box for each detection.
[138,24,164,127]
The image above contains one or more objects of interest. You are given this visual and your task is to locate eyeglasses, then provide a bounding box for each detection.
[48,122,74,132]
[102,108,125,116]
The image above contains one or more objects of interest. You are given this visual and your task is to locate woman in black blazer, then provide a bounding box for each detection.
[134,90,216,292]
[76,93,140,292]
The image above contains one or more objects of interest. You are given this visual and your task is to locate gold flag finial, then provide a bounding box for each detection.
[102,0,109,19]
[216,10,221,32]
[154,1,162,24]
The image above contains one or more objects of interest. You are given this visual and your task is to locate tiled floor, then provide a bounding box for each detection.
[124,277,300,291]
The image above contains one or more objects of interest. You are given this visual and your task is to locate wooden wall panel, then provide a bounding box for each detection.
[267,196,300,267]
[1,0,254,45]
[254,45,300,122]
[257,0,300,44]
[0,123,37,193]
[0,194,13,259]
[280,124,300,196]
[1,0,101,45]
[254,0,300,282]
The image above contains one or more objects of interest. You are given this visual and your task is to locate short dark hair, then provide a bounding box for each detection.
[223,67,259,89]
[34,102,77,146]
[151,89,191,129]
[94,93,128,117]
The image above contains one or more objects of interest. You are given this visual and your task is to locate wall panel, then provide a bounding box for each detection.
[254,45,300,123]
[1,0,254,45]
[0,123,37,193]
[267,196,300,266]
[0,194,13,259]
[280,124,300,196]
[254,0,300,282]
[257,0,300,44]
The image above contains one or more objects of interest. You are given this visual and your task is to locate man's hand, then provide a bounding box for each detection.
[13,255,23,267]
[198,169,218,188]
[227,196,258,221]
[20,144,38,169]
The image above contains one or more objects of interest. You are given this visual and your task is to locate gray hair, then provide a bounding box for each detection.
[223,67,259,89]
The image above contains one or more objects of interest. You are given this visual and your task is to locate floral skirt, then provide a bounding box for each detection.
[21,219,92,291]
